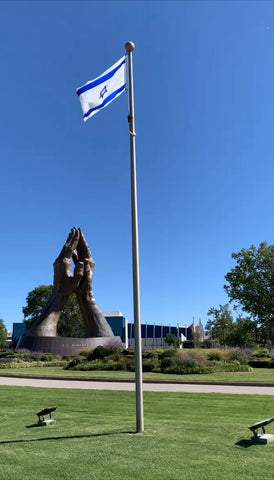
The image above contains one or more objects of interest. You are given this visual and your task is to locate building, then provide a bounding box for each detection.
[12,323,26,348]
[13,313,202,350]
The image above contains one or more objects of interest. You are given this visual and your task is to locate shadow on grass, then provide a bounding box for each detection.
[0,430,136,445]
[235,439,260,448]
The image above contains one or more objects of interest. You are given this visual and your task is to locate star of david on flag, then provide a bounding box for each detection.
[76,56,126,121]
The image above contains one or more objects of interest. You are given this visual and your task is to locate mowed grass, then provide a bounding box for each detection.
[1,366,274,383]
[0,385,274,480]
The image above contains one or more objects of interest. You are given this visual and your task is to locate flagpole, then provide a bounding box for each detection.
[125,41,144,433]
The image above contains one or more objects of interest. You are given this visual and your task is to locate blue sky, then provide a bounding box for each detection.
[1,1,274,332]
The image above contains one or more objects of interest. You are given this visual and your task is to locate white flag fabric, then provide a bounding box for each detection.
[76,56,126,121]
[180,333,187,342]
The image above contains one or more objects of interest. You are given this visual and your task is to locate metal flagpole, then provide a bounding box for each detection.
[125,41,144,433]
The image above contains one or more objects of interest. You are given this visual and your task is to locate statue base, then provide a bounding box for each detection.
[251,434,274,444]
[16,335,121,356]
[38,419,55,427]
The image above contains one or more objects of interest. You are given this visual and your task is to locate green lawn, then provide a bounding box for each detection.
[0,385,274,480]
[1,366,274,383]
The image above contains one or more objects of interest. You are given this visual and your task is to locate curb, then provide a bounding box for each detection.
[0,373,274,387]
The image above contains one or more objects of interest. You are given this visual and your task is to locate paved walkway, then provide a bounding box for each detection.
[0,376,274,395]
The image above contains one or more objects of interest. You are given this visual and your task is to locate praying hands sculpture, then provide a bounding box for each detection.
[26,228,114,338]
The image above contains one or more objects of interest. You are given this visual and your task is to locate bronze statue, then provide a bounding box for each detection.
[26,227,114,338]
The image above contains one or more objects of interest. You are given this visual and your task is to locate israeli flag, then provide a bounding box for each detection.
[76,56,126,121]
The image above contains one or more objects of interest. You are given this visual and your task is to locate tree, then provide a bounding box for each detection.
[165,333,178,348]
[225,316,257,347]
[23,285,53,328]
[57,294,85,338]
[224,242,274,344]
[206,304,233,347]
[0,319,7,349]
[23,285,85,337]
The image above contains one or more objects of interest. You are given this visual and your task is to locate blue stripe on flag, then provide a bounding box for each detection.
[83,84,126,120]
[77,58,126,97]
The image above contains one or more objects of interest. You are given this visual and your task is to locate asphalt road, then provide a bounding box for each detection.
[0,376,274,394]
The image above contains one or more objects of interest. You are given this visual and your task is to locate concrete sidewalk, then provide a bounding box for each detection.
[0,375,274,394]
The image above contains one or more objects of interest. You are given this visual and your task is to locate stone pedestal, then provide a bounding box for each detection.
[16,335,121,356]
[38,419,55,426]
[251,433,274,444]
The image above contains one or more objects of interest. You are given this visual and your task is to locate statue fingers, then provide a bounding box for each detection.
[61,227,80,259]
[73,261,84,286]
[84,257,95,271]
[77,229,93,260]
[55,227,77,261]
[72,252,78,266]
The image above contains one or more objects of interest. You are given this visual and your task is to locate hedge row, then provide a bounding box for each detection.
[64,346,253,374]
[0,360,68,369]
[0,346,271,374]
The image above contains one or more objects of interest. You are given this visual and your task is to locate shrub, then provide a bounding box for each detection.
[69,359,106,371]
[41,360,68,367]
[125,355,135,371]
[104,360,124,371]
[178,350,206,365]
[62,355,72,361]
[165,364,212,375]
[106,345,123,356]
[142,349,158,360]
[251,348,271,358]
[177,354,199,369]
[40,353,54,362]
[69,358,126,372]
[65,356,85,369]
[158,349,176,360]
[77,349,90,358]
[142,357,159,372]
[212,363,252,372]
[160,356,178,372]
[89,345,108,360]
[206,349,226,362]
[0,360,67,369]
[106,352,130,370]
[122,349,134,356]
[104,338,125,354]
[226,348,251,365]
[0,357,14,364]
[0,350,14,358]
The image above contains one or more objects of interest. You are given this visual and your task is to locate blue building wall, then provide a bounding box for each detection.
[128,323,192,341]
[12,317,193,347]
[105,315,125,339]
[12,323,26,343]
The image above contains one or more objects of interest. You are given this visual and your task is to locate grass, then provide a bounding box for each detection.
[0,385,274,479]
[1,366,274,383]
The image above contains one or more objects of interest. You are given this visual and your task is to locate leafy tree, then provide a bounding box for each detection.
[57,294,85,338]
[206,304,233,347]
[192,330,201,348]
[23,285,85,337]
[224,242,274,344]
[165,333,178,348]
[0,319,7,349]
[23,285,53,328]
[225,316,257,348]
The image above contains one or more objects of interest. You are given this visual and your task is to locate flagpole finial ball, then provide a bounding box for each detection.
[125,41,135,52]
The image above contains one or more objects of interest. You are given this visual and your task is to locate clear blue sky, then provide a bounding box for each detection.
[1,1,274,332]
